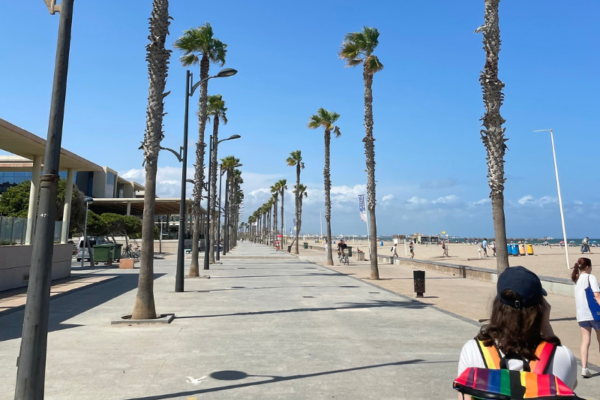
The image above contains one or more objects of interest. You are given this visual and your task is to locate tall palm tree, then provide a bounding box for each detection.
[132,0,171,320]
[476,0,509,273]
[221,155,240,251]
[206,94,228,263]
[294,184,308,241]
[174,23,227,277]
[308,108,341,266]
[277,179,287,243]
[286,151,304,254]
[230,169,243,248]
[339,26,383,280]
[270,184,279,247]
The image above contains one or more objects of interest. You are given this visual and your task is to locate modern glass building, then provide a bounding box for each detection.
[0,171,71,194]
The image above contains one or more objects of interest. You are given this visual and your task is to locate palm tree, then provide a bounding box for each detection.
[206,94,228,264]
[221,155,240,252]
[230,169,243,248]
[294,184,308,241]
[286,151,304,254]
[132,0,171,320]
[308,108,341,266]
[339,26,383,280]
[477,0,509,273]
[277,179,287,244]
[270,184,279,247]
[174,23,227,277]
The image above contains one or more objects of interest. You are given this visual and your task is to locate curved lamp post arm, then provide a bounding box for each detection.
[160,146,183,163]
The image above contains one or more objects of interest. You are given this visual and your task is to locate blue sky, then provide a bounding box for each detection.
[2,1,599,238]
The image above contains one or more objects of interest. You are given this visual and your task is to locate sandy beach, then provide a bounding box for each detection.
[300,239,599,280]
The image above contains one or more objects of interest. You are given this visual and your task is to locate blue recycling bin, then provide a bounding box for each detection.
[507,244,512,254]
[511,244,520,256]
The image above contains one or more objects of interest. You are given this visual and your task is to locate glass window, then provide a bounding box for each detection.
[106,172,116,198]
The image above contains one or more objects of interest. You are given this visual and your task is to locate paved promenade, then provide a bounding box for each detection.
[0,242,598,399]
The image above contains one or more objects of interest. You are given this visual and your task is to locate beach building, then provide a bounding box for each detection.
[0,118,200,292]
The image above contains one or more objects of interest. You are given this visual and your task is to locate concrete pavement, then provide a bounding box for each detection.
[0,242,598,399]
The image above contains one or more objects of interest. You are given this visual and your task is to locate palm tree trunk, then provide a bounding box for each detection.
[209,117,219,263]
[363,66,379,280]
[294,164,300,254]
[132,0,170,319]
[324,129,334,265]
[280,188,285,244]
[481,0,509,273]
[273,196,278,247]
[190,54,210,276]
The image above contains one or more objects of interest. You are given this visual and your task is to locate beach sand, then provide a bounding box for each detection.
[301,239,599,280]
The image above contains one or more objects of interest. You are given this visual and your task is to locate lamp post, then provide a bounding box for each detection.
[534,129,569,269]
[80,197,93,269]
[15,1,75,398]
[204,134,241,270]
[170,68,237,293]
[216,165,224,261]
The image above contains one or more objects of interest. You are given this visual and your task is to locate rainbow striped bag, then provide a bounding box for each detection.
[453,340,586,400]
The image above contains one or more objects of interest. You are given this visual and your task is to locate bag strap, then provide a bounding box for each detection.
[529,341,557,374]
[476,339,501,369]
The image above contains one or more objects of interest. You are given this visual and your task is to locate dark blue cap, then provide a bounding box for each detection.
[497,266,547,309]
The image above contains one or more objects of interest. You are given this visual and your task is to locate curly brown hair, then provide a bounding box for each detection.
[477,290,561,361]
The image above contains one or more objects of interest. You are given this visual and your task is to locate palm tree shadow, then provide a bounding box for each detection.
[175,299,429,320]
[124,359,435,399]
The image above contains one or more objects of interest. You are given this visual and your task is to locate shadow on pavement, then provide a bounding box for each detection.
[212,272,350,279]
[175,299,430,320]
[0,273,164,342]
[124,359,427,400]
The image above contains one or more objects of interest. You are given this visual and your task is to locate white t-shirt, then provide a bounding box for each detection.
[575,272,600,322]
[458,339,577,390]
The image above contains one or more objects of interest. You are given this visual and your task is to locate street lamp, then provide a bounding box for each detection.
[81,197,93,269]
[534,129,569,269]
[173,68,237,293]
[204,134,241,270]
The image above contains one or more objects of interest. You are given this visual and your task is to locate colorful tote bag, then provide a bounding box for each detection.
[453,340,586,400]
[585,275,600,321]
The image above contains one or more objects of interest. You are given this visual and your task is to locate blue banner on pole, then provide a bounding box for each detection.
[358,195,367,222]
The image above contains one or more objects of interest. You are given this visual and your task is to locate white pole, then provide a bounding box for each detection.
[549,130,570,269]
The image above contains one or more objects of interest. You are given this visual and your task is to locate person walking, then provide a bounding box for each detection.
[581,237,592,254]
[324,238,328,258]
[441,240,446,257]
[490,240,496,257]
[391,243,399,258]
[456,267,578,399]
[482,238,488,257]
[477,242,483,259]
[572,257,600,378]
[409,241,415,259]
[443,240,449,257]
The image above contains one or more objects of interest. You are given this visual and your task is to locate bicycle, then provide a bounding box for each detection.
[121,244,140,262]
[338,249,349,265]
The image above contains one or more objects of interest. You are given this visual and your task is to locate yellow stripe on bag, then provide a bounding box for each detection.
[478,340,501,369]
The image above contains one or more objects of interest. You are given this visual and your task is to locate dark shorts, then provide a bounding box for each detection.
[579,320,600,330]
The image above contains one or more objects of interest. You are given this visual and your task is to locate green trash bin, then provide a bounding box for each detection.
[93,244,113,263]
[346,246,353,257]
[113,243,123,261]
[303,242,308,249]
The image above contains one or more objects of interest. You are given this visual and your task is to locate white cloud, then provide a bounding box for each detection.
[574,200,583,205]
[382,194,394,203]
[432,195,458,204]
[407,196,428,205]
[120,166,196,198]
[517,195,557,207]
[470,198,491,206]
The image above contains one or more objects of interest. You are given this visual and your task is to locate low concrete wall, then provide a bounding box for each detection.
[377,254,575,297]
[113,239,206,254]
[0,244,72,292]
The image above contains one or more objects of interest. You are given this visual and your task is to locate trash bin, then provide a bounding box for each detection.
[357,252,365,261]
[526,244,534,255]
[303,242,308,249]
[287,245,292,253]
[93,244,113,263]
[113,243,123,260]
[519,244,526,255]
[511,244,520,256]
[413,270,425,297]
[507,244,512,255]
[346,246,353,257]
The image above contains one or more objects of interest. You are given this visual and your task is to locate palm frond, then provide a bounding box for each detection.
[333,126,341,138]
[180,53,199,66]
[339,41,362,65]
[209,39,227,66]
[362,26,380,54]
[365,55,384,73]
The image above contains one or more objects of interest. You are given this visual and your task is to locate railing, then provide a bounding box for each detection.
[0,216,63,246]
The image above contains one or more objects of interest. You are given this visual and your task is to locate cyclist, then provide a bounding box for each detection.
[337,239,347,258]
